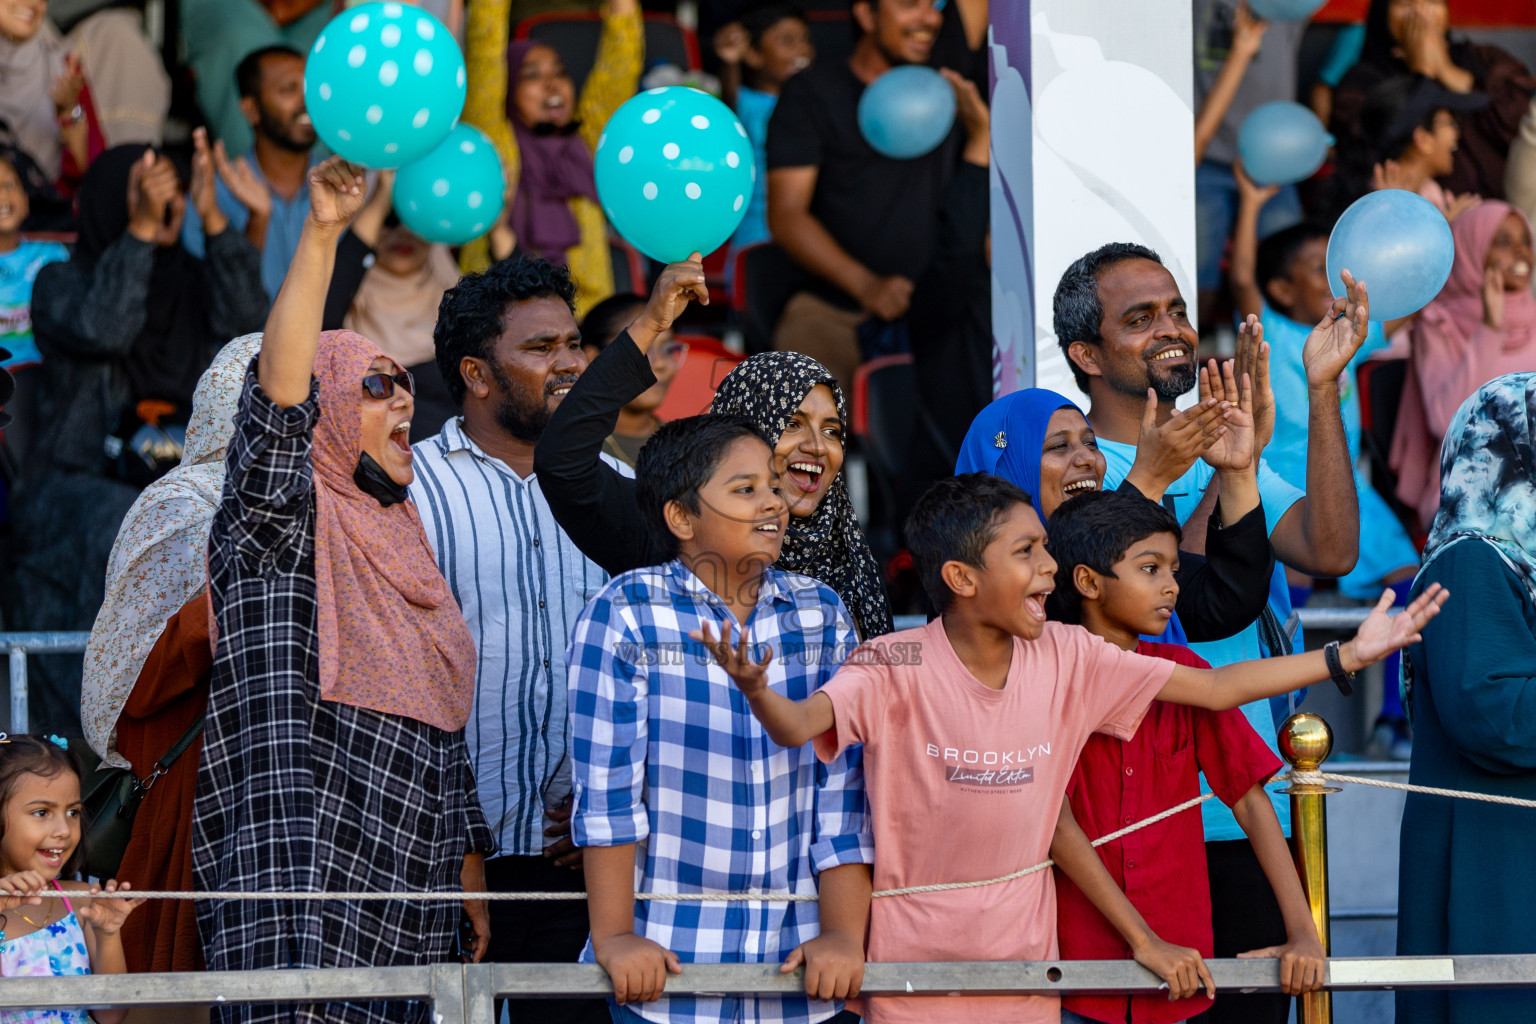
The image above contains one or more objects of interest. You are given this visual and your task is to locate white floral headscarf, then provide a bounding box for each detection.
[81,334,263,766]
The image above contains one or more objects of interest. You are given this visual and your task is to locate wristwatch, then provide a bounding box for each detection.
[57,104,83,127]
[1323,640,1356,696]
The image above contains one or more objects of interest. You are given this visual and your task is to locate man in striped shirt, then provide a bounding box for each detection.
[410,254,619,1024]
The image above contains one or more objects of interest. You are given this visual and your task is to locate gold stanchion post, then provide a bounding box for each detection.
[1279,712,1341,1024]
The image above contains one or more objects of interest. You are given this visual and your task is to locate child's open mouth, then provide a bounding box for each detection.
[754,521,781,537]
[1024,595,1047,621]
[37,846,64,868]
[786,460,824,494]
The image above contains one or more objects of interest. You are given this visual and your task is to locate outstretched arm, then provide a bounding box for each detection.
[693,621,835,747]
[258,158,368,408]
[1195,5,1267,163]
[1158,584,1448,710]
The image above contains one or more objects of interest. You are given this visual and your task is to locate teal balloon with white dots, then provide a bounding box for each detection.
[304,1,466,168]
[394,124,506,244]
[594,86,754,264]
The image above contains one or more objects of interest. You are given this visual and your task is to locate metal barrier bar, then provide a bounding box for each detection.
[892,607,1373,633]
[3,956,1536,1019]
[0,631,90,734]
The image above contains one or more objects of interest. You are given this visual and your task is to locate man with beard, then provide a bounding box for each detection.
[1054,241,1363,1024]
[182,44,328,301]
[409,254,616,1024]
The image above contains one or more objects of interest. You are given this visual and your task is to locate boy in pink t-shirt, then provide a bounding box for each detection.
[696,474,1447,1024]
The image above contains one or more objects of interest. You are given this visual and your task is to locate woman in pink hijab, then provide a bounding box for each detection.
[193,157,491,1024]
[1392,200,1536,528]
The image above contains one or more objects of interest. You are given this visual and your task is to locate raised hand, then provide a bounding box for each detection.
[632,254,709,349]
[713,22,749,65]
[0,870,46,913]
[1231,1,1268,59]
[1131,933,1215,1002]
[306,156,369,233]
[1199,357,1256,473]
[1371,159,1415,193]
[50,52,85,116]
[1483,263,1506,329]
[77,880,144,936]
[1444,192,1481,224]
[189,127,229,236]
[691,620,773,700]
[1302,269,1369,389]
[1346,584,1449,668]
[1234,315,1274,450]
[1234,159,1280,210]
[1123,389,1226,501]
[214,139,274,221]
[126,151,182,243]
[1238,933,1326,996]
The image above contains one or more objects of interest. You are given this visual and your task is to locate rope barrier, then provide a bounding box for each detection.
[60,768,1536,904]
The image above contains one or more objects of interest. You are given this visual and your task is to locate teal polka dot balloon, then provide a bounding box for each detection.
[304,1,466,168]
[594,87,754,264]
[395,124,506,244]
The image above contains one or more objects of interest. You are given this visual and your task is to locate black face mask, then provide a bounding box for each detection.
[354,452,408,507]
[530,120,582,137]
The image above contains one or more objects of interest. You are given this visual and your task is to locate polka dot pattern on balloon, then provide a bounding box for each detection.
[594,86,756,263]
[304,1,465,167]
[393,123,507,244]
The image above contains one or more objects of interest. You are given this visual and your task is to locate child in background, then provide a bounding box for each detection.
[567,414,872,1023]
[1229,184,1422,758]
[578,293,688,467]
[0,735,144,1023]
[1044,489,1325,1024]
[0,152,69,368]
[704,472,1445,1024]
[714,5,814,259]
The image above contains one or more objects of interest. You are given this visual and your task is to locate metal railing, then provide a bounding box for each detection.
[2,956,1532,1022]
[0,608,1373,735]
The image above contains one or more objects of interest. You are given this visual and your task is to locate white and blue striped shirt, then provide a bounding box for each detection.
[411,418,624,857]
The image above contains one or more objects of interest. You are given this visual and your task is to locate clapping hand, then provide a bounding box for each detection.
[1123,390,1227,500]
[1302,269,1369,389]
[306,156,369,232]
[692,620,773,701]
[50,52,85,118]
[189,128,230,235]
[1484,263,1506,329]
[1199,356,1257,474]
[1344,584,1449,669]
[1234,315,1274,450]
[214,138,274,222]
[126,150,183,243]
[77,880,144,936]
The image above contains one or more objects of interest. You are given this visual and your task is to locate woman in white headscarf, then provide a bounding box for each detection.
[80,331,263,974]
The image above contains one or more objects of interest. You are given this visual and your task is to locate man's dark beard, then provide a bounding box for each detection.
[1107,354,1196,403]
[258,105,315,153]
[489,363,565,442]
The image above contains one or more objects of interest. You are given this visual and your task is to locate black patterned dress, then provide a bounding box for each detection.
[192,371,494,1024]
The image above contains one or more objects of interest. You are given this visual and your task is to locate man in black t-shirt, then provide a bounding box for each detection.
[764,0,979,391]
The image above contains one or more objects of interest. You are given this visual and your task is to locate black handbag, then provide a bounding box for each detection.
[81,713,204,880]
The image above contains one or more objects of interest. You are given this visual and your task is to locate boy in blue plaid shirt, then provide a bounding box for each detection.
[566,413,875,1024]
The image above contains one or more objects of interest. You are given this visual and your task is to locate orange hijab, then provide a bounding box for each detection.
[311,330,476,732]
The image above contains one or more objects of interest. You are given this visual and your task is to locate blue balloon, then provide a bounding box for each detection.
[394,124,506,244]
[1248,0,1328,20]
[857,65,956,160]
[594,87,755,264]
[1327,189,1455,322]
[304,1,465,168]
[1237,102,1333,187]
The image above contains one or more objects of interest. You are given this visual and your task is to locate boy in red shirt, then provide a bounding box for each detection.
[694,473,1446,1024]
[1044,487,1325,1024]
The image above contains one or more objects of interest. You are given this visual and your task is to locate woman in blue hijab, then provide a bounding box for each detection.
[957,388,1274,643]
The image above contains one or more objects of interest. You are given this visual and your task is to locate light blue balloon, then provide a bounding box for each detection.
[1248,0,1328,20]
[304,1,465,168]
[1237,101,1334,186]
[1327,189,1455,322]
[857,65,956,160]
[394,124,506,245]
[594,87,755,264]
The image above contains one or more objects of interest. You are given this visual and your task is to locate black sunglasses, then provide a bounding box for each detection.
[361,370,415,400]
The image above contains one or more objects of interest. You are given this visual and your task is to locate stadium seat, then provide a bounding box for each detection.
[852,353,916,526]
[609,234,648,297]
[657,333,743,420]
[1355,356,1419,533]
[515,12,700,94]
[730,242,799,355]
